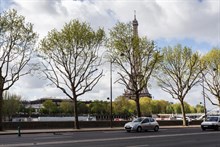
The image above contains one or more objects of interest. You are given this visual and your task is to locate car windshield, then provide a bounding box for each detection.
[133,118,144,122]
[206,117,218,122]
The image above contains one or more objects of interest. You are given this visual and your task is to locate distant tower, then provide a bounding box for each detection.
[133,10,138,36]
[123,11,152,99]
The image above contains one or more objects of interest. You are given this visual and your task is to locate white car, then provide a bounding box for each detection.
[124,117,159,132]
[201,116,220,131]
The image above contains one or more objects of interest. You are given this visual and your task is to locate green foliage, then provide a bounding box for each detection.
[113,96,134,116]
[107,22,133,53]
[189,105,197,113]
[39,19,105,100]
[151,100,170,114]
[0,9,38,86]
[41,100,57,115]
[0,9,38,51]
[195,104,205,113]
[40,19,105,57]
[156,44,203,125]
[202,48,220,71]
[165,104,174,114]
[159,45,202,88]
[8,98,201,117]
[2,92,21,120]
[112,96,198,116]
[139,97,152,116]
[183,102,191,113]
[89,100,109,115]
[202,48,220,106]
[59,101,74,114]
[78,101,89,114]
[172,103,182,114]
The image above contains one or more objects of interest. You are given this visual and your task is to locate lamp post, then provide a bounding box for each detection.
[109,54,124,128]
[109,59,113,128]
[202,75,207,119]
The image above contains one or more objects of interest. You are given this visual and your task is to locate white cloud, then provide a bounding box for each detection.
[2,0,219,110]
[7,0,220,45]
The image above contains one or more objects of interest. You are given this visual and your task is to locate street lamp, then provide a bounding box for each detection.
[202,74,207,119]
[109,59,113,128]
[108,53,124,128]
[107,59,114,128]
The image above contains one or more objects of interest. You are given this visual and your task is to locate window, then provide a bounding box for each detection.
[206,117,218,122]
[133,118,143,122]
[142,118,149,123]
[150,118,155,122]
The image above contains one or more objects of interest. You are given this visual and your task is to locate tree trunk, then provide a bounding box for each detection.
[73,98,79,129]
[0,74,3,131]
[218,96,220,106]
[180,100,187,126]
[0,90,3,131]
[135,94,141,117]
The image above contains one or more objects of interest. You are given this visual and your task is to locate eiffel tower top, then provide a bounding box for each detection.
[132,10,138,36]
[133,10,138,26]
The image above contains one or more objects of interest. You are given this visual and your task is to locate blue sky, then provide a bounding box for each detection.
[0,0,220,110]
[156,38,212,53]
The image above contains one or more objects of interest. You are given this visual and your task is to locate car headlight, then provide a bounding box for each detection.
[125,124,132,127]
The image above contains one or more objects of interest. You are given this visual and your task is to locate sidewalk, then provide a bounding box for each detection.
[0,125,200,135]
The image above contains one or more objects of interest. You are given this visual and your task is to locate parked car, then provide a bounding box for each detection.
[124,117,159,132]
[201,116,220,131]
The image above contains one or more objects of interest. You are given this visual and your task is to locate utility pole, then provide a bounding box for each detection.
[202,74,207,119]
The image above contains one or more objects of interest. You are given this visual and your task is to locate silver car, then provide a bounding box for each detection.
[124,117,159,132]
[201,116,220,131]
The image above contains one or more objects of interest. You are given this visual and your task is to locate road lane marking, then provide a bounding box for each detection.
[1,131,220,147]
[103,131,124,133]
[126,145,149,147]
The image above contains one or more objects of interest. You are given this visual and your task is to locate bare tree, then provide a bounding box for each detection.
[202,48,220,106]
[156,44,204,126]
[0,9,38,130]
[39,20,105,129]
[107,22,161,117]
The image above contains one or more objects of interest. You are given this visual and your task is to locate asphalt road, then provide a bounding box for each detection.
[1,127,220,147]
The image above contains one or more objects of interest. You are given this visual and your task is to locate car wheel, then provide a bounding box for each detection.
[154,126,159,132]
[201,127,206,131]
[137,126,142,132]
[126,130,131,132]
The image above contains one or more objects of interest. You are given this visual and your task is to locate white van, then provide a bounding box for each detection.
[201,116,220,131]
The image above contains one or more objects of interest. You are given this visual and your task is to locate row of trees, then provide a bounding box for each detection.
[0,9,219,129]
[113,96,205,116]
[2,94,205,120]
[39,98,205,116]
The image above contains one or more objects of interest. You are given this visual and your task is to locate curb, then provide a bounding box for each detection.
[0,128,124,135]
[0,125,200,135]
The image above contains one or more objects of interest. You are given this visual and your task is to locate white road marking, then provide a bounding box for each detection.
[126,145,149,147]
[103,131,124,133]
[1,131,220,147]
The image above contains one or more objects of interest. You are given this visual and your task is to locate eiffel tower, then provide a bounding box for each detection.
[123,12,152,99]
